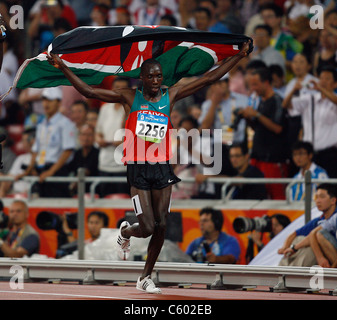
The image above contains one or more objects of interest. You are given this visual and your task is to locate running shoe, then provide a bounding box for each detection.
[117,221,130,260]
[136,275,162,294]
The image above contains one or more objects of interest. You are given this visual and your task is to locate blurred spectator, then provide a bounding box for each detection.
[28,0,78,53]
[132,0,173,25]
[279,183,337,267]
[313,29,337,77]
[198,0,231,33]
[239,67,289,200]
[269,64,286,98]
[226,143,267,200]
[260,3,303,74]
[245,213,291,264]
[193,7,213,32]
[198,75,248,146]
[68,0,95,26]
[85,211,109,243]
[243,0,273,37]
[282,52,318,146]
[186,207,240,264]
[178,0,198,28]
[159,13,177,26]
[290,141,329,201]
[171,116,202,200]
[285,66,337,178]
[0,128,36,198]
[52,17,72,38]
[0,200,40,258]
[114,6,132,25]
[19,87,45,130]
[67,123,99,195]
[86,108,98,129]
[69,100,89,149]
[90,3,110,26]
[19,87,76,198]
[250,24,286,73]
[0,127,16,175]
[95,77,129,198]
[216,0,244,34]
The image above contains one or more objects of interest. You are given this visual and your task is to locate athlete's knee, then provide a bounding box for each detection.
[141,222,155,238]
[155,215,167,232]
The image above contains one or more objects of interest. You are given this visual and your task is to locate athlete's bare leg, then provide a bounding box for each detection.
[121,185,172,279]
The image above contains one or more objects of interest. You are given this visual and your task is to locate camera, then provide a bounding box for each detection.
[36,211,77,232]
[233,215,271,234]
[230,108,243,131]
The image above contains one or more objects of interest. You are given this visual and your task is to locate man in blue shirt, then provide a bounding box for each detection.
[290,141,329,201]
[279,183,337,266]
[186,207,240,264]
[19,87,77,197]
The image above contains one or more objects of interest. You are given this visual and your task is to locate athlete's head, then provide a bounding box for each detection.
[140,59,163,96]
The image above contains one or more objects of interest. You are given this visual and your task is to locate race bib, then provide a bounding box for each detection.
[136,113,168,143]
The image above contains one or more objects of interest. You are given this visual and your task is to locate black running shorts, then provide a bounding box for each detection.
[127,161,181,190]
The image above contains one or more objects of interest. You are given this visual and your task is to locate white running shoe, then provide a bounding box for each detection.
[136,275,162,294]
[117,221,130,260]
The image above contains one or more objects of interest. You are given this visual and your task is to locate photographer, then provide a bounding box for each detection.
[0,200,40,258]
[244,213,290,264]
[186,207,240,264]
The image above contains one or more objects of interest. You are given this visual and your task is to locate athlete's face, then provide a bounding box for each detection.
[141,63,163,96]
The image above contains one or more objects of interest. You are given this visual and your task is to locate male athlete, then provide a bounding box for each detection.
[47,40,251,293]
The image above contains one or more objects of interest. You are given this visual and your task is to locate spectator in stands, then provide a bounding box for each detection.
[198,74,248,146]
[114,6,132,26]
[90,3,110,26]
[279,183,337,267]
[282,52,318,146]
[186,207,240,264]
[19,87,76,198]
[226,143,268,200]
[239,67,289,200]
[290,141,329,201]
[250,24,286,73]
[0,200,40,257]
[260,3,303,73]
[86,108,98,129]
[160,14,177,26]
[0,127,16,175]
[313,29,337,77]
[28,0,78,53]
[245,213,291,264]
[216,0,244,34]
[193,7,213,32]
[0,128,36,198]
[269,64,286,98]
[285,66,337,178]
[198,0,230,33]
[132,0,173,25]
[95,77,130,198]
[70,100,89,149]
[67,123,99,195]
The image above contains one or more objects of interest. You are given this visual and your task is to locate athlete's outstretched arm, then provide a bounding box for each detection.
[47,53,135,107]
[169,41,252,106]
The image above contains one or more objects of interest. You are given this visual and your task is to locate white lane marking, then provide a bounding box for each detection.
[0,290,146,300]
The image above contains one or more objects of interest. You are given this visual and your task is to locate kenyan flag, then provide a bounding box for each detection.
[13,25,252,90]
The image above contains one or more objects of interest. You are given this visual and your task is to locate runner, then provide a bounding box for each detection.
[47,40,251,293]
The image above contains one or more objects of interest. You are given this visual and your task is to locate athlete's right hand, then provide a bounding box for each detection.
[47,52,65,69]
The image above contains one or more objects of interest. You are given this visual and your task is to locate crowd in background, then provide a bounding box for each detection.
[0,0,336,202]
